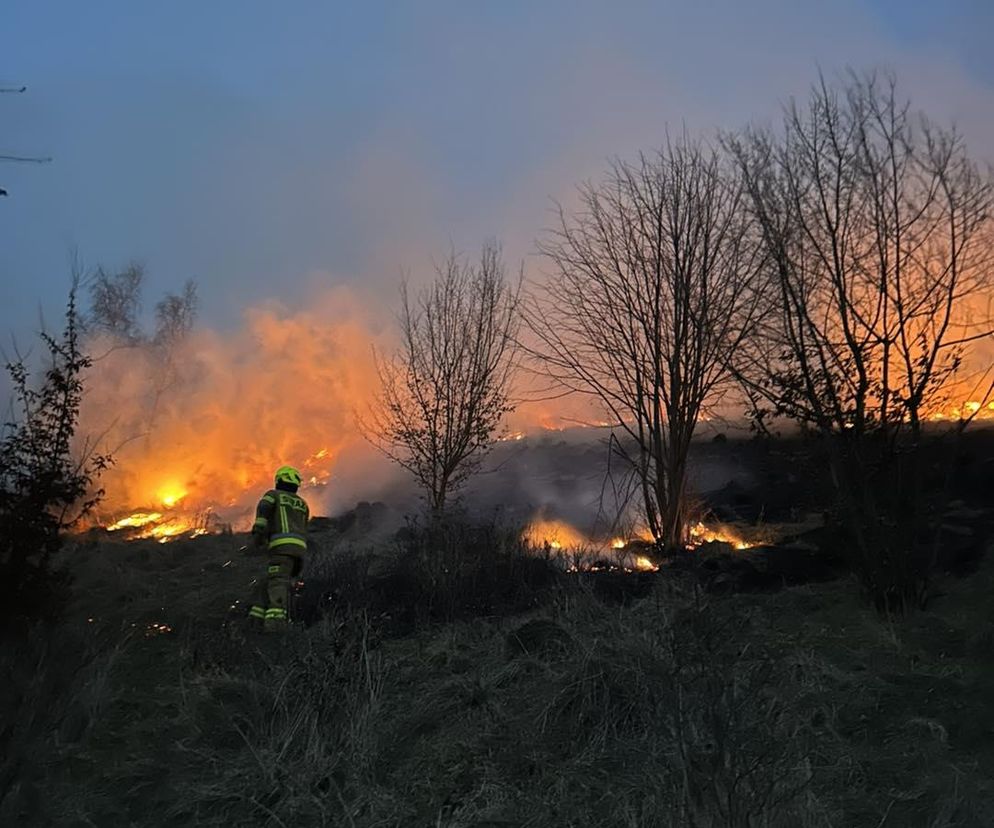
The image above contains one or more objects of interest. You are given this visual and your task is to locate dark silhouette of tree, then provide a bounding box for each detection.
[366,243,521,515]
[86,263,145,344]
[0,281,110,625]
[529,136,765,550]
[83,263,199,450]
[725,70,994,612]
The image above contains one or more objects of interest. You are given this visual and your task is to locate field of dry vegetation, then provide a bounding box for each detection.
[3,450,994,827]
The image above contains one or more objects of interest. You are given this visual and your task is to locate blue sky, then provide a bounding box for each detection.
[2,1,993,340]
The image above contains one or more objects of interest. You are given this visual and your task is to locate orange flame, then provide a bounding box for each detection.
[158,487,187,509]
[106,508,209,543]
[928,400,994,422]
[632,555,659,571]
[522,518,589,550]
[79,287,383,526]
[106,512,162,531]
[688,521,752,550]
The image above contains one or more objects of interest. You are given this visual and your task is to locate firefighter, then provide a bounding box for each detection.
[247,465,310,632]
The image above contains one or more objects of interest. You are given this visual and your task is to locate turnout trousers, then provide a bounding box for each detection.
[248,552,297,632]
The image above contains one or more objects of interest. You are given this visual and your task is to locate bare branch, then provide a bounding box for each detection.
[363,242,522,514]
[526,135,766,548]
[725,69,994,612]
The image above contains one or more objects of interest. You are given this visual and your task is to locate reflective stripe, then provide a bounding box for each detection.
[279,505,289,534]
[262,494,275,504]
[265,607,287,619]
[269,536,306,550]
[248,605,266,619]
[267,564,283,574]
[253,516,268,528]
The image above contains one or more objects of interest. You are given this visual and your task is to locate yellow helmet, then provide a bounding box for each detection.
[275,465,302,487]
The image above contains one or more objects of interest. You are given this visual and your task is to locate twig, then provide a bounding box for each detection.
[876,798,895,827]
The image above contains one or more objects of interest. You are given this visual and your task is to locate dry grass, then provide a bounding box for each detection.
[2,528,993,826]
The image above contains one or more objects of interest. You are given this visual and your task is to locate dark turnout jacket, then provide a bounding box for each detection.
[251,488,309,556]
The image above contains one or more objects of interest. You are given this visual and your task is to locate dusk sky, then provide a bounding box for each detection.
[2,1,993,340]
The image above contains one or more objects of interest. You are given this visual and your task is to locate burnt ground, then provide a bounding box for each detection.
[461,423,994,528]
[2,429,994,826]
[370,426,994,600]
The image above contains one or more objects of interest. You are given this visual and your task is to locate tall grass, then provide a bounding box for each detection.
[298,518,562,633]
[3,525,993,825]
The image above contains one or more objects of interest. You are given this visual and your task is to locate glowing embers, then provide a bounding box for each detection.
[688,521,752,550]
[302,447,336,487]
[106,507,211,543]
[522,518,661,572]
[107,512,163,531]
[497,431,526,442]
[929,400,994,421]
[103,479,209,543]
[632,555,659,572]
[525,514,755,574]
[144,621,173,638]
[522,518,588,551]
[610,527,657,547]
[146,518,209,543]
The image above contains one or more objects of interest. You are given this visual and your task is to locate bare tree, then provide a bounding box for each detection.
[86,263,145,343]
[725,71,994,611]
[529,136,764,550]
[85,264,198,350]
[146,279,199,436]
[154,279,198,346]
[366,243,521,515]
[82,264,199,451]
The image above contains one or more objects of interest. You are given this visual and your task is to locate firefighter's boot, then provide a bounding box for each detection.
[247,602,266,631]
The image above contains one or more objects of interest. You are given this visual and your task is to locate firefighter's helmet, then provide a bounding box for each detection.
[275,466,302,487]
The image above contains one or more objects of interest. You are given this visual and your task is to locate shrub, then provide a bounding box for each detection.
[0,285,109,626]
[300,517,562,634]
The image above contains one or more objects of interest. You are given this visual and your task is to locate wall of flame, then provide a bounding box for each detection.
[80,286,390,526]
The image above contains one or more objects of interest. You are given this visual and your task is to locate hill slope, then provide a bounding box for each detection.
[2,526,994,826]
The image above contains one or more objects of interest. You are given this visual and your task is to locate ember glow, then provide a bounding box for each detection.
[688,522,752,550]
[929,400,994,422]
[523,515,748,570]
[144,621,173,638]
[523,518,589,550]
[106,509,209,543]
[522,518,663,572]
[106,512,163,531]
[497,431,527,442]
